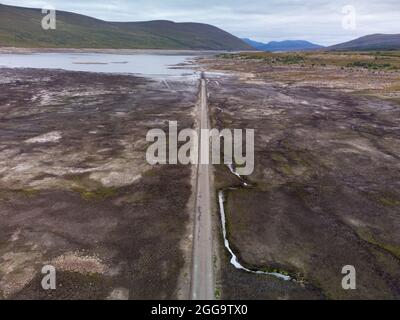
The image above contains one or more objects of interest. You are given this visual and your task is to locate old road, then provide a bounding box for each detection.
[190,73,214,300]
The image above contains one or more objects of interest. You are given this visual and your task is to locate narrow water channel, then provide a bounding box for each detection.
[218,164,292,281]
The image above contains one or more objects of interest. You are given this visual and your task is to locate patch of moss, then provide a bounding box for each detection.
[357,228,400,260]
[72,186,117,201]
[142,167,159,177]
[217,53,240,59]
[231,51,400,71]
[347,61,393,70]
[270,150,316,180]
[0,190,10,201]
[2,188,40,199]
[66,173,118,201]
[19,188,40,197]
[215,287,221,299]
[367,191,400,207]
[378,244,400,261]
[378,197,400,207]
[259,267,290,276]
[85,271,105,282]
[271,153,294,176]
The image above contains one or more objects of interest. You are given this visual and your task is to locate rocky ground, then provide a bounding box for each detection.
[2,52,399,300]
[0,68,197,299]
[202,54,400,300]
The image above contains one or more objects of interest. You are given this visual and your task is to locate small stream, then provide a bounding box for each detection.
[217,164,292,281]
[227,164,249,186]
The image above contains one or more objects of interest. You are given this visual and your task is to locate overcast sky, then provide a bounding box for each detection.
[2,0,399,45]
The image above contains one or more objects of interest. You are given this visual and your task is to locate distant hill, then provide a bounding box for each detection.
[329,34,400,51]
[0,4,252,50]
[241,38,267,50]
[242,38,324,52]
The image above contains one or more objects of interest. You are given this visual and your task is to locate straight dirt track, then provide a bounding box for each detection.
[190,74,214,300]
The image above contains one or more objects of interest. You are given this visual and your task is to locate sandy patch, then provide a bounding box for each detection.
[25,131,62,144]
[52,252,109,275]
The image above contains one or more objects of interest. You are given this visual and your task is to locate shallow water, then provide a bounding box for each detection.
[0,53,198,78]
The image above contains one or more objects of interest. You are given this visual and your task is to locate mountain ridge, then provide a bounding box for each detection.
[242,38,324,52]
[0,4,252,50]
[328,34,400,51]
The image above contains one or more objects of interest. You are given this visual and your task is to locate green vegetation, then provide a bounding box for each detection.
[218,51,400,70]
[0,4,251,50]
[72,186,117,201]
[271,153,294,176]
[218,52,305,65]
[378,196,400,207]
[68,174,118,201]
[367,191,400,207]
[0,188,40,200]
[346,61,393,70]
[18,188,40,197]
[214,287,221,299]
[357,228,400,260]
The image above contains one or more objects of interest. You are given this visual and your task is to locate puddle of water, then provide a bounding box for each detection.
[0,53,199,79]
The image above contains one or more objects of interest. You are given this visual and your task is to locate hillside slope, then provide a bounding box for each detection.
[0,4,252,50]
[329,34,400,51]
